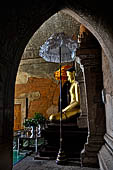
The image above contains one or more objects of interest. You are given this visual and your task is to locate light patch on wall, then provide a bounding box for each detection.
[16,72,29,84]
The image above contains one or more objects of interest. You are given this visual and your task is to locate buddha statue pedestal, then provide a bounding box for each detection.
[38,121,88,160]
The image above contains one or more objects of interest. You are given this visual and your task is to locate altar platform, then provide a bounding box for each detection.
[36,122,88,160]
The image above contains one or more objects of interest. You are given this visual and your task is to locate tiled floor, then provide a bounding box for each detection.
[13,155,100,170]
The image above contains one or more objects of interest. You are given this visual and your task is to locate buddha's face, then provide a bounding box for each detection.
[67,71,75,83]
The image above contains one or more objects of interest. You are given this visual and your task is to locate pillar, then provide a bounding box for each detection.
[76,63,88,128]
[77,25,105,167]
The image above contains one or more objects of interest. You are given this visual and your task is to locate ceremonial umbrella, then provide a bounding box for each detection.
[39,32,78,164]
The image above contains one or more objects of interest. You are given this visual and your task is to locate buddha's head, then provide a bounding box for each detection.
[66,67,75,83]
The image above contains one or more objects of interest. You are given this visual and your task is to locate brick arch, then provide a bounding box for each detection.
[0,3,113,170]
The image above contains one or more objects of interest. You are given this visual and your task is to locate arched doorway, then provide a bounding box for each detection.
[13,11,87,165]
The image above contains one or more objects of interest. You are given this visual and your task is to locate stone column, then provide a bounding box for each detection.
[76,25,105,167]
[76,64,88,128]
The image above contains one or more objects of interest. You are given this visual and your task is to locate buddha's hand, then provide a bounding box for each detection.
[49,114,56,121]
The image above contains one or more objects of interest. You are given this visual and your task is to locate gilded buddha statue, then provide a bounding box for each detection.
[49,67,80,122]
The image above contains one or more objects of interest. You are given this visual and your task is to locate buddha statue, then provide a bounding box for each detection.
[49,67,80,122]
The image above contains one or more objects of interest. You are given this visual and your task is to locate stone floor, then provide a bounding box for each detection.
[13,155,100,170]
